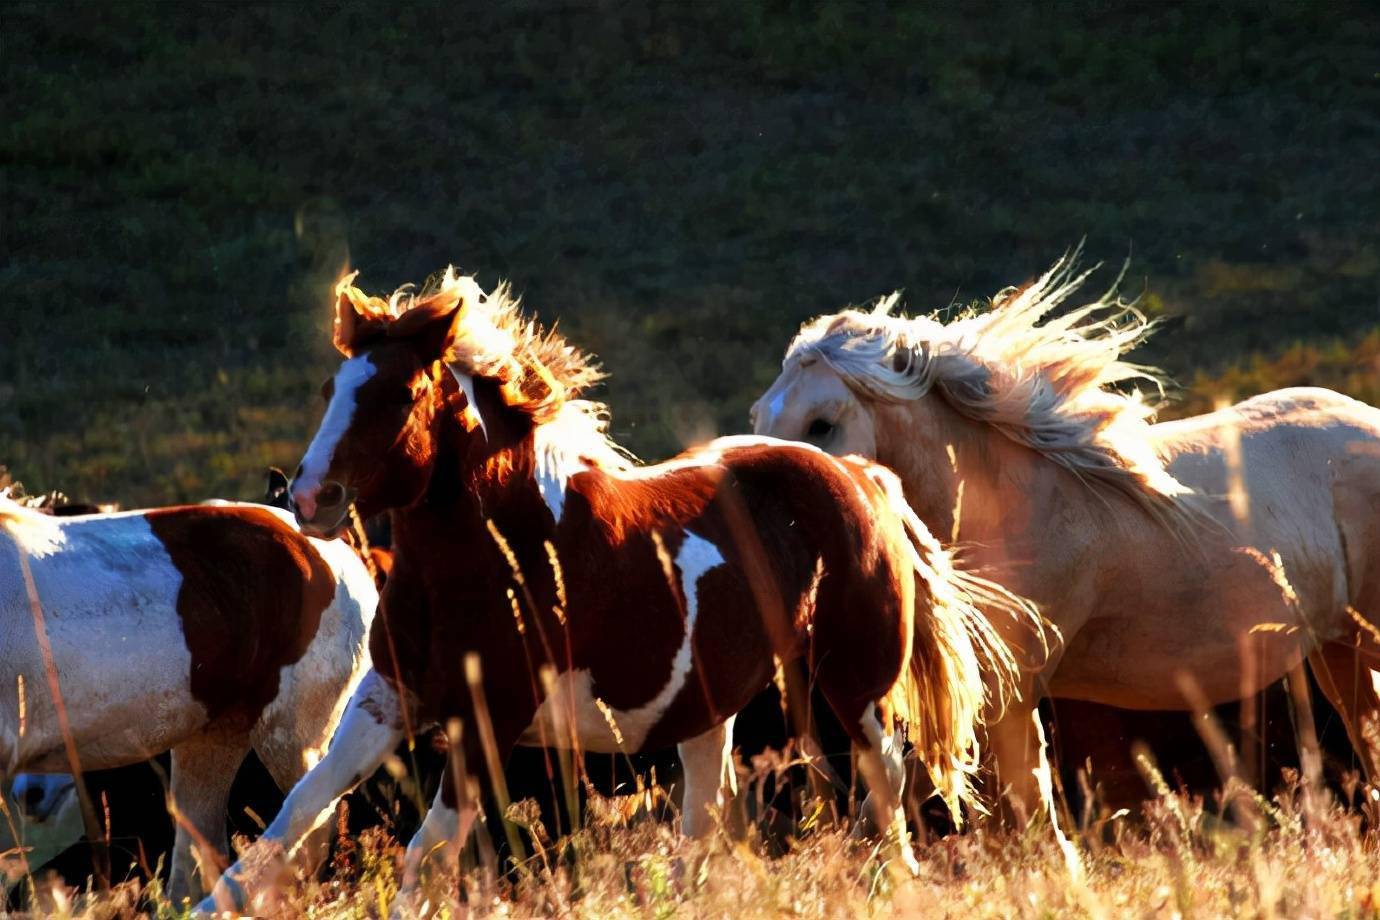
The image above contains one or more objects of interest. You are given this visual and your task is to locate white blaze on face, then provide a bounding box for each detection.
[294,355,377,518]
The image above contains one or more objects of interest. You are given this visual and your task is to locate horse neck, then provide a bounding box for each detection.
[879,398,1108,583]
[393,406,550,567]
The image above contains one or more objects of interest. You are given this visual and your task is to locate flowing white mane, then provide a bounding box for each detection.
[785,252,1192,507]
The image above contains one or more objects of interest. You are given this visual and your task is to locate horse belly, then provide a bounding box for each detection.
[1050,615,1312,710]
[519,669,664,754]
[1051,546,1324,709]
[1,526,205,771]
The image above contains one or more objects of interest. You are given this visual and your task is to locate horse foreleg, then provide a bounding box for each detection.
[167,732,250,904]
[677,715,739,838]
[195,670,405,915]
[252,703,354,888]
[1309,638,1380,780]
[396,774,474,915]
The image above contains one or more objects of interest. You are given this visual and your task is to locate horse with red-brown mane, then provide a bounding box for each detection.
[202,269,1035,913]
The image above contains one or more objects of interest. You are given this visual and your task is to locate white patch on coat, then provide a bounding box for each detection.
[449,369,488,440]
[520,531,725,752]
[532,433,590,525]
[401,784,466,892]
[251,506,378,776]
[677,714,738,837]
[2,509,201,773]
[294,355,377,510]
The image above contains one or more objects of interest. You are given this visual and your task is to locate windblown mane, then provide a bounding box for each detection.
[786,251,1193,509]
[337,268,633,473]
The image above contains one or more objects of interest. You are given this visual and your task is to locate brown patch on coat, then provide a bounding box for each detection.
[147,505,337,731]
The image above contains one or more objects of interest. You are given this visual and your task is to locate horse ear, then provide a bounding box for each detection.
[264,467,289,507]
[333,286,362,357]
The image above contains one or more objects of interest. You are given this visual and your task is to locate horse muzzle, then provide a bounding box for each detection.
[290,477,353,538]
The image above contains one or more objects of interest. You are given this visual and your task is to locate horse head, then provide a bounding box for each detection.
[291,268,609,537]
[288,271,487,537]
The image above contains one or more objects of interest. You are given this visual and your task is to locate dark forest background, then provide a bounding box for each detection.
[3,1,1377,506]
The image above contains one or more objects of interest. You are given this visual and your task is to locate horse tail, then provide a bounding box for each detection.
[860,461,1041,823]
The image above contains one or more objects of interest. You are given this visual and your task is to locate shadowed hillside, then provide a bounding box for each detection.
[3,1,1377,505]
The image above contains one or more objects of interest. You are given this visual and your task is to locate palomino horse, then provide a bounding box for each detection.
[753,253,1380,814]
[201,268,1034,913]
[0,498,378,901]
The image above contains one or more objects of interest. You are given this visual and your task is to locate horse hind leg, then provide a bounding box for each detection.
[676,714,739,838]
[1322,449,1380,778]
[166,730,251,904]
[1314,465,1380,781]
[847,707,920,876]
[1308,638,1380,780]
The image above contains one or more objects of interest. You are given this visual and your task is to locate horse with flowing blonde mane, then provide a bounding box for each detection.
[202,267,1037,912]
[754,251,1380,815]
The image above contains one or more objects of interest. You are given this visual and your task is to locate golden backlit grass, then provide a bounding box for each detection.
[15,770,1380,920]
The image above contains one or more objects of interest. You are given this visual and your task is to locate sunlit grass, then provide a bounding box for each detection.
[15,765,1380,919]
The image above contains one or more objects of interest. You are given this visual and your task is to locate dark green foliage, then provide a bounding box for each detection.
[2,1,1377,505]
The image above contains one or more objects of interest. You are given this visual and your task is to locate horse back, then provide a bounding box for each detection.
[1153,387,1380,629]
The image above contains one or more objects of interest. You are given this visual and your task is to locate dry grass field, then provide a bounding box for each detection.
[9,753,1380,919]
[5,4,1379,918]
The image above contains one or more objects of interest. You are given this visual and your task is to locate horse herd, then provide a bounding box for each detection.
[2,253,1377,914]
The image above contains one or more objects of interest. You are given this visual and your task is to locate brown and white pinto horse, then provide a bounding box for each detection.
[203,269,1033,913]
[0,498,377,902]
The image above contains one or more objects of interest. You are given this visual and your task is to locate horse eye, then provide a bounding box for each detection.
[806,419,835,440]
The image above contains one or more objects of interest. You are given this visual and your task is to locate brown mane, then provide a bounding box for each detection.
[334,268,605,424]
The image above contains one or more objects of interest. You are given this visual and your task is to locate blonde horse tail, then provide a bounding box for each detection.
[861,461,1040,824]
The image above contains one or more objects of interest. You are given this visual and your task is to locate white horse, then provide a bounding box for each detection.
[1,498,377,900]
[753,254,1380,814]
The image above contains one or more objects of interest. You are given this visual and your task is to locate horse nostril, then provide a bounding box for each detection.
[317,481,345,508]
